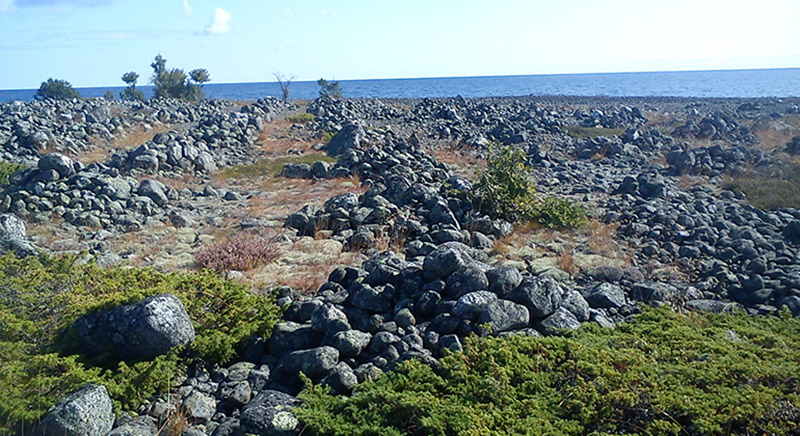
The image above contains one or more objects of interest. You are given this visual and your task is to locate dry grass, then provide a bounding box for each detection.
[78,123,174,163]
[556,251,578,277]
[489,221,543,259]
[584,220,627,259]
[156,405,189,436]
[431,142,485,181]
[752,115,800,151]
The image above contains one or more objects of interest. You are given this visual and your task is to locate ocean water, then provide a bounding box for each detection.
[2,68,799,103]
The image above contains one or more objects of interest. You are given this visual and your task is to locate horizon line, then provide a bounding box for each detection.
[1,66,798,92]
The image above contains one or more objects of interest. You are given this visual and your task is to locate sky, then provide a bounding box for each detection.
[0,0,798,90]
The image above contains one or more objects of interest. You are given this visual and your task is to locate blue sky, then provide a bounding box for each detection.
[0,0,798,90]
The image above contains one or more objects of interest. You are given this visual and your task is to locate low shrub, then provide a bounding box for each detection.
[470,143,586,229]
[297,307,800,435]
[0,162,26,185]
[35,78,80,101]
[195,235,280,272]
[286,113,316,123]
[723,162,800,210]
[0,253,281,433]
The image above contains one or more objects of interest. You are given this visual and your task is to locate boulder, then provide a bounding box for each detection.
[281,346,339,378]
[71,293,195,361]
[0,213,37,256]
[37,384,114,436]
[509,276,564,319]
[583,283,626,308]
[477,299,530,333]
[538,307,581,335]
[38,153,75,178]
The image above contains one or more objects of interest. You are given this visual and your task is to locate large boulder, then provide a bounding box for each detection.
[509,276,564,319]
[38,153,75,179]
[72,293,195,361]
[0,213,37,256]
[37,384,114,436]
[326,123,366,157]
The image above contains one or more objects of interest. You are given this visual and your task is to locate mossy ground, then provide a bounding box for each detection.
[0,253,281,433]
[218,154,337,180]
[297,307,800,436]
[724,161,800,210]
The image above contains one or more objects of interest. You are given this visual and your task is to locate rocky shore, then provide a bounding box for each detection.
[2,93,800,435]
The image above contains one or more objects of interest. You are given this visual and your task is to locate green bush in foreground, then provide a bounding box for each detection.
[297,307,800,435]
[0,253,281,433]
[470,144,587,229]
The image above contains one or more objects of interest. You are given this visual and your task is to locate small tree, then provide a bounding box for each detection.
[149,55,208,101]
[35,78,80,101]
[188,68,210,101]
[274,72,295,101]
[120,71,145,101]
[104,90,114,100]
[317,78,342,98]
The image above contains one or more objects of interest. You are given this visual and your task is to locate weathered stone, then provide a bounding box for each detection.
[37,384,114,436]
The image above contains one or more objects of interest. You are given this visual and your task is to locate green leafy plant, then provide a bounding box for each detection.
[470,143,586,229]
[297,307,800,436]
[35,78,80,101]
[0,162,27,185]
[0,253,281,433]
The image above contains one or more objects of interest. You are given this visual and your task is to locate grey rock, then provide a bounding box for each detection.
[509,276,564,319]
[322,362,358,394]
[423,244,465,279]
[328,329,372,358]
[37,384,114,436]
[561,289,591,322]
[486,265,523,297]
[240,390,301,436]
[268,322,322,356]
[477,299,530,333]
[137,179,169,207]
[538,307,581,335]
[445,264,489,298]
[0,213,37,256]
[310,303,350,333]
[583,283,626,308]
[281,346,339,378]
[453,290,498,320]
[217,380,252,407]
[394,308,416,328]
[195,151,217,173]
[72,293,195,361]
[106,416,157,436]
[38,153,75,178]
[183,391,216,424]
[438,334,463,354]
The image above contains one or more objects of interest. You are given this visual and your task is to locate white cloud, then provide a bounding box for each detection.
[204,7,231,34]
[182,0,191,15]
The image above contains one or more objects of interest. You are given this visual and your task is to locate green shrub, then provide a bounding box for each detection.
[0,162,26,185]
[286,113,316,123]
[533,196,588,229]
[470,144,586,229]
[321,130,336,144]
[471,143,538,221]
[0,253,281,433]
[297,307,800,436]
[35,78,80,101]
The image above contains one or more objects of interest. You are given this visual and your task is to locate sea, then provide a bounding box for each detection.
[1,68,799,103]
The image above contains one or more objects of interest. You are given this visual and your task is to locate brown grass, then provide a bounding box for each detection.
[431,142,485,181]
[752,115,800,151]
[557,251,578,277]
[584,220,625,259]
[156,405,189,436]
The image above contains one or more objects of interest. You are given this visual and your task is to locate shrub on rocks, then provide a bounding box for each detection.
[470,143,586,229]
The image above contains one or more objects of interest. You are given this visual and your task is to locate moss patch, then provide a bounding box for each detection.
[297,307,800,435]
[285,113,316,123]
[565,125,625,138]
[0,253,281,433]
[724,162,800,210]
[0,162,27,185]
[218,154,338,180]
